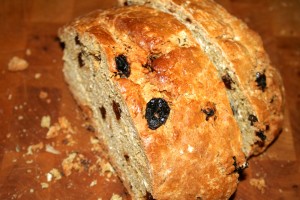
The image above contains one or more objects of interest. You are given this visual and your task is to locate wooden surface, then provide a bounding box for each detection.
[0,0,299,199]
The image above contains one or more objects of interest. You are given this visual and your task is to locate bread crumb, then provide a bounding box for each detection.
[90,180,97,187]
[100,161,115,177]
[8,56,29,71]
[110,194,122,200]
[39,91,48,99]
[46,172,53,182]
[26,160,33,164]
[45,144,61,154]
[250,178,266,193]
[49,168,62,181]
[35,73,41,79]
[41,182,49,189]
[62,152,78,176]
[16,145,20,152]
[29,188,34,193]
[18,115,24,120]
[26,48,31,56]
[41,115,51,128]
[46,125,60,139]
[26,142,44,155]
[8,94,12,100]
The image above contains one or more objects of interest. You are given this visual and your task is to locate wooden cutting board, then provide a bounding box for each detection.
[0,0,299,199]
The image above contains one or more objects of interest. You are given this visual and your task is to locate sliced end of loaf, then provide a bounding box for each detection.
[59,28,152,199]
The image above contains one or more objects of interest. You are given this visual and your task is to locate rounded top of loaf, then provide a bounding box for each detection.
[59,2,284,199]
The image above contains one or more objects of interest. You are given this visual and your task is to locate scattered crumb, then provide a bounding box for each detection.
[45,144,61,155]
[41,115,51,128]
[29,189,34,193]
[46,99,51,104]
[35,73,41,79]
[39,91,48,99]
[90,137,102,152]
[46,172,53,182]
[49,168,62,181]
[26,142,44,155]
[8,56,29,71]
[6,133,11,138]
[250,178,266,193]
[12,159,17,163]
[26,160,33,164]
[110,193,122,200]
[27,169,32,173]
[100,160,115,178]
[46,125,60,139]
[8,94,12,100]
[279,188,283,193]
[41,182,49,189]
[90,180,97,187]
[62,152,88,176]
[98,198,102,200]
[26,48,31,56]
[18,115,24,120]
[16,145,20,152]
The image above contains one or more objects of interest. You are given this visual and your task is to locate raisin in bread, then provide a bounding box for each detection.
[118,0,285,157]
[58,3,284,200]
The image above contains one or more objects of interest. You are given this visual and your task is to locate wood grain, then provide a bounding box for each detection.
[0,0,299,199]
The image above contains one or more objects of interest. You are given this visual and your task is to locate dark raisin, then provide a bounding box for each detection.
[112,101,122,120]
[75,35,81,45]
[222,74,234,90]
[256,131,267,141]
[254,140,265,147]
[255,72,267,91]
[54,36,65,50]
[78,52,84,67]
[86,125,95,132]
[123,1,128,6]
[145,191,155,200]
[99,106,106,120]
[266,125,270,131]
[145,98,170,130]
[201,103,216,121]
[248,114,258,126]
[59,41,65,50]
[233,156,248,174]
[115,54,130,77]
[185,17,192,23]
[124,154,130,161]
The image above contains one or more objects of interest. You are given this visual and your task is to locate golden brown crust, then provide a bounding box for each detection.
[59,3,283,199]
[119,0,284,156]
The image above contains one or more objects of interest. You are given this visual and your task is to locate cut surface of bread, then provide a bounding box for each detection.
[118,0,285,157]
[59,2,284,200]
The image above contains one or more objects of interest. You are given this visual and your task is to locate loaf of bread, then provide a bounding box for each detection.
[58,0,284,199]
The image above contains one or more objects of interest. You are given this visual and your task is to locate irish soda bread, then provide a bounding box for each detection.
[59,1,284,199]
